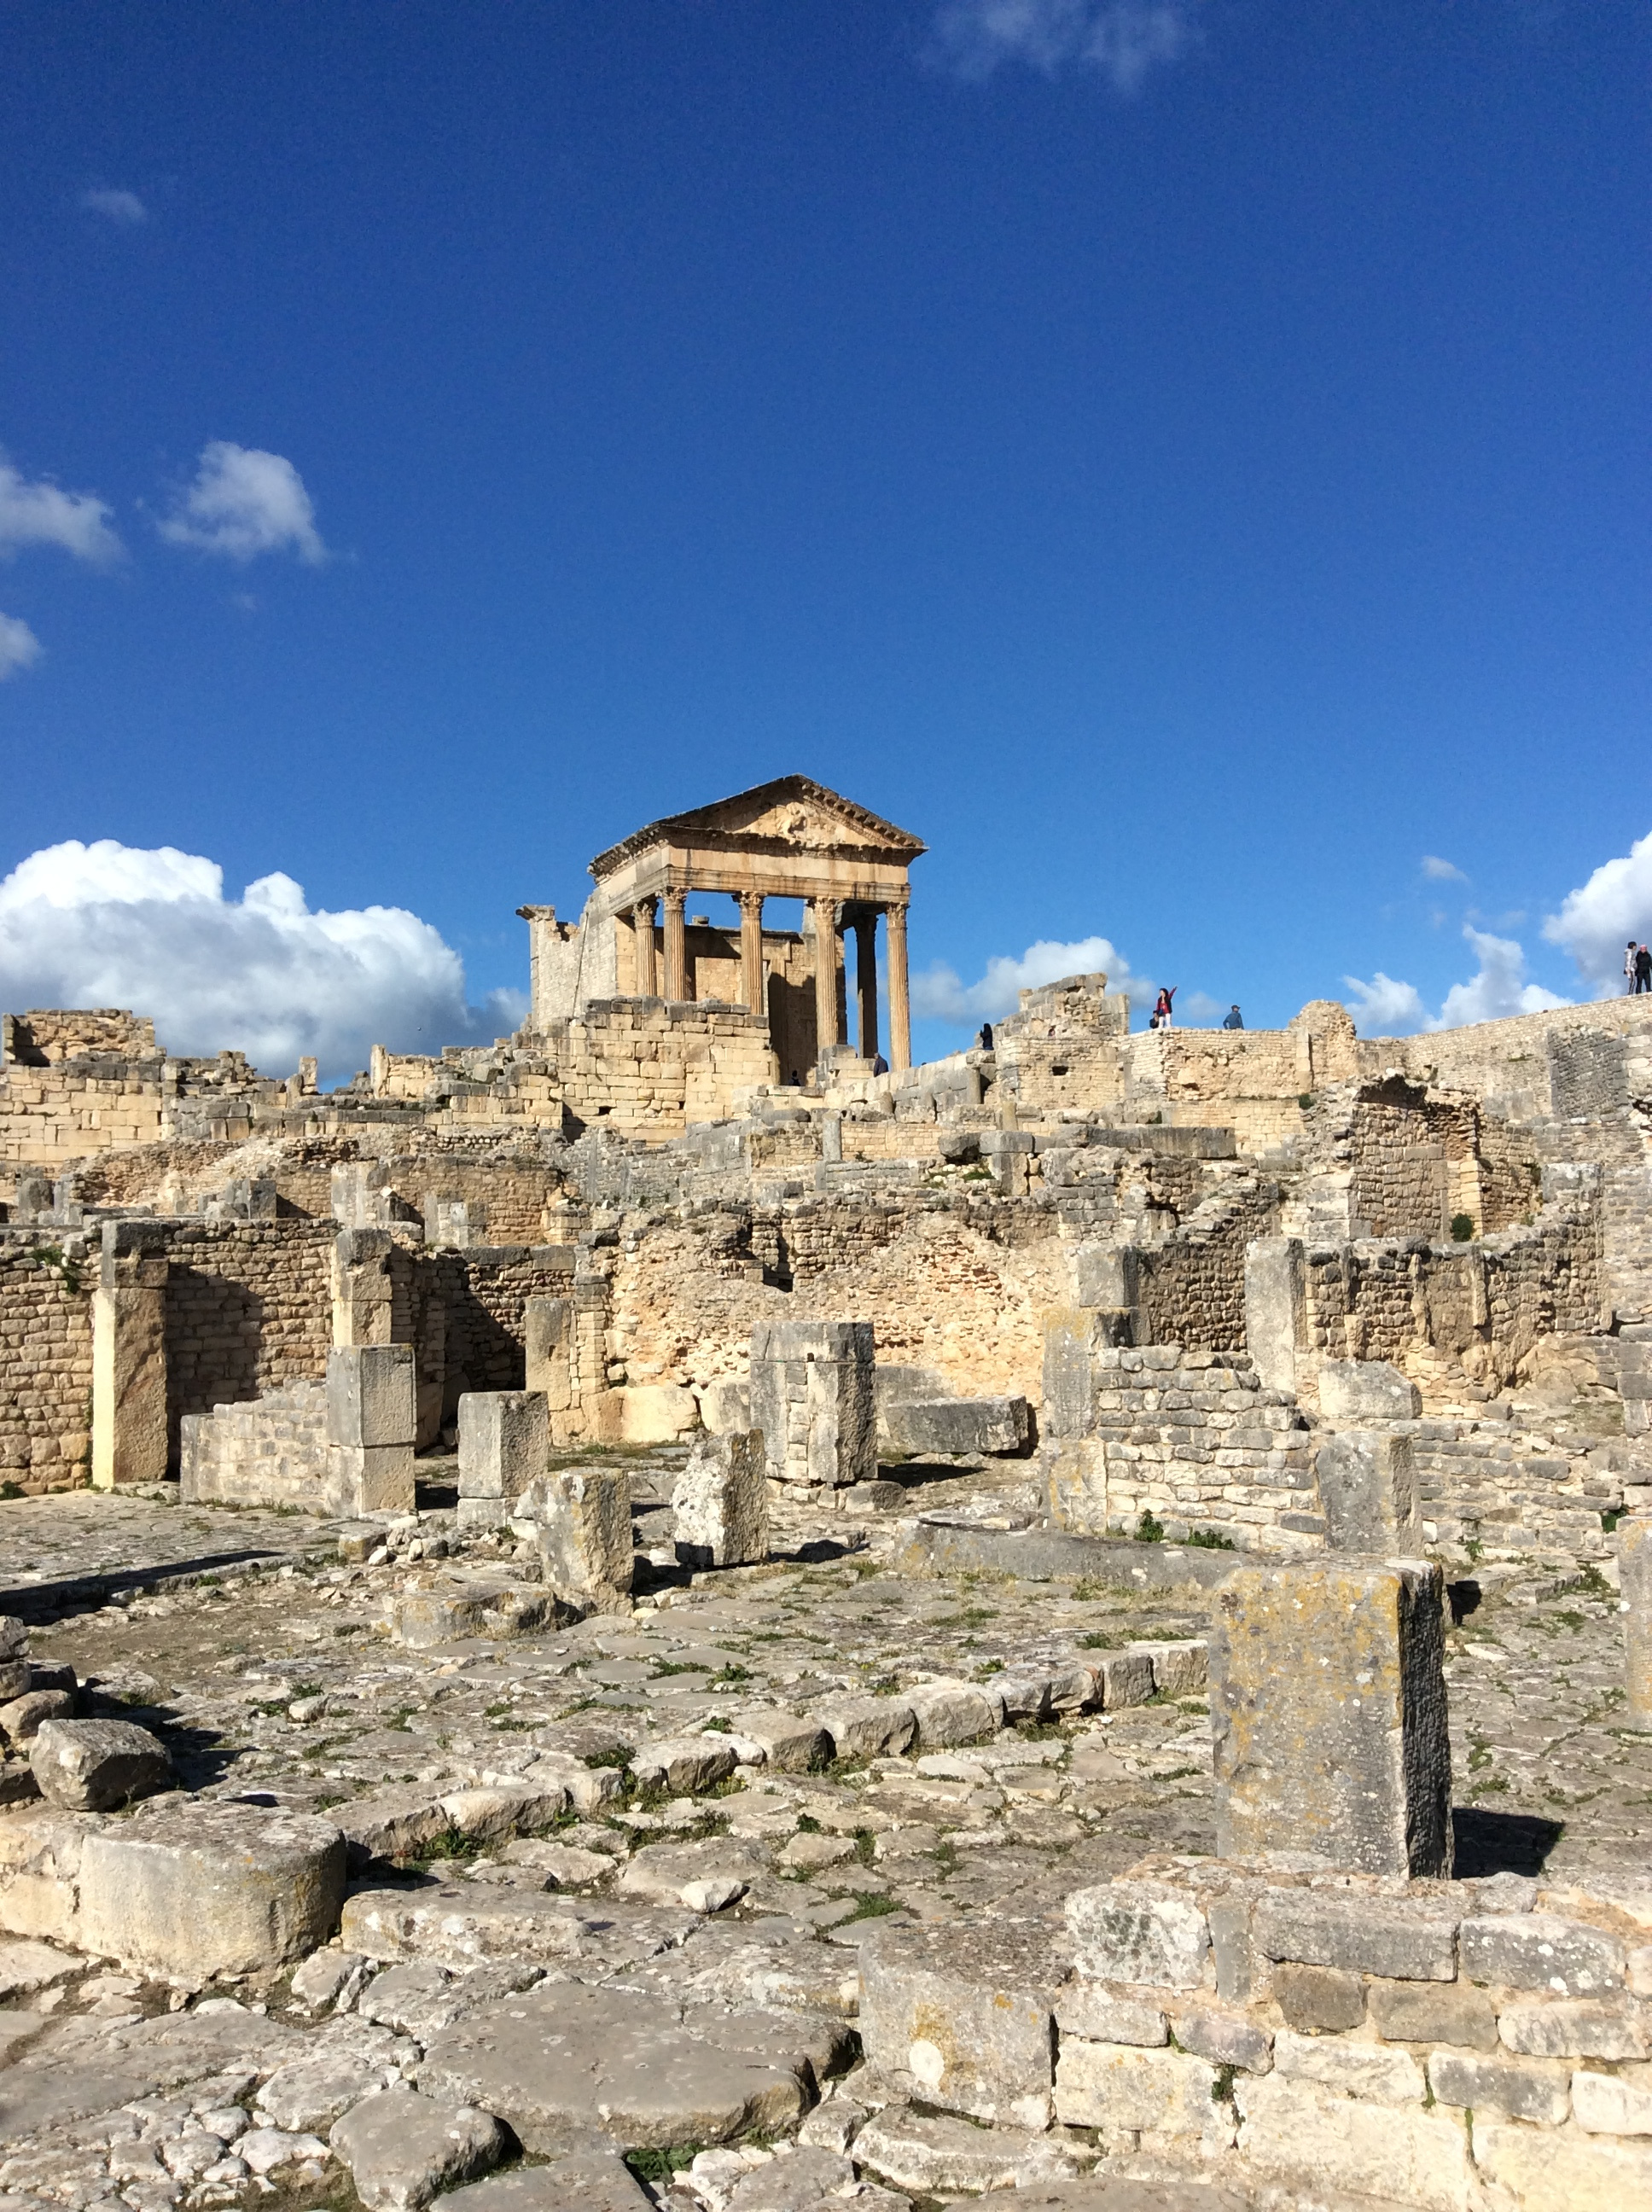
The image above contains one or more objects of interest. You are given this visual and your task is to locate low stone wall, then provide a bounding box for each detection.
[1039,1852,1652,2210]
[179,1377,329,1507]
[0,1240,92,1491]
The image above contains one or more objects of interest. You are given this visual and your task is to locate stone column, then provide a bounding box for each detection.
[632,897,658,998]
[738,890,765,1015]
[1209,1557,1453,1877]
[331,1228,394,1347]
[1621,1514,1652,1724]
[1244,1237,1306,1396]
[886,902,911,1073]
[324,1345,416,1516]
[811,898,841,1061]
[91,1245,169,1490]
[457,1389,549,1523]
[853,913,880,1062]
[663,888,688,1002]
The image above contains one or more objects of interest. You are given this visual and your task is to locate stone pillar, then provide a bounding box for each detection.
[739,890,765,1015]
[632,897,658,998]
[331,1229,394,1346]
[523,1295,572,1416]
[330,1162,393,1230]
[749,1318,875,1492]
[1038,1307,1108,1534]
[1244,1237,1306,1396]
[1621,1514,1652,1725]
[886,902,911,1073]
[672,1429,769,1568]
[91,1243,169,1491]
[811,898,841,1062]
[324,1345,416,1517]
[853,913,880,1062]
[457,1389,549,1522]
[663,887,688,1002]
[1209,1557,1453,1877]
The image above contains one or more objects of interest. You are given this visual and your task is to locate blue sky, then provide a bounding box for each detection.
[1,1,1649,1079]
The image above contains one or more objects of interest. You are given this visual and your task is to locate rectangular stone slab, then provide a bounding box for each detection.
[1209,1557,1453,1877]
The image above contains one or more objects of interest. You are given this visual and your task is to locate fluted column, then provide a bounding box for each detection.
[739,890,765,1015]
[811,896,841,1062]
[632,896,658,997]
[853,913,880,1062]
[886,903,910,1073]
[663,888,689,1001]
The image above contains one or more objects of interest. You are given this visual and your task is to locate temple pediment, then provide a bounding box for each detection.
[590,775,925,878]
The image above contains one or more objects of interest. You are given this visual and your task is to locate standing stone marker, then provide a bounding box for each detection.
[91,1237,168,1491]
[1622,1513,1652,1725]
[1316,1431,1420,1551]
[1209,1557,1453,1877]
[521,1469,632,1616]
[672,1429,768,1569]
[457,1392,548,1518]
[748,1320,875,1491]
[326,1345,416,1517]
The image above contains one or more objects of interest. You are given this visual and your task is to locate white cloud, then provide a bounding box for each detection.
[1543,827,1652,996]
[914,933,1155,1023]
[158,442,328,564]
[0,456,123,566]
[928,0,1201,88]
[1343,924,1569,1037]
[1421,854,1467,882]
[80,188,148,226]
[0,838,524,1084]
[0,614,41,680]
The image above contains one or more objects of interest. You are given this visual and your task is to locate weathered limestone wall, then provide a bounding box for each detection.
[178,1377,329,1508]
[163,1221,337,1462]
[0,1243,92,1493]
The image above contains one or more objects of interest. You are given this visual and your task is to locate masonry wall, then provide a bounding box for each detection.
[0,1243,92,1492]
[163,1220,336,1462]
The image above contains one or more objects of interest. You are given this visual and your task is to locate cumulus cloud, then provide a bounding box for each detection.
[1543,828,1652,996]
[158,442,328,564]
[0,455,122,566]
[0,839,525,1084]
[80,188,148,226]
[0,614,41,680]
[928,0,1201,88]
[913,934,1155,1024]
[1343,924,1569,1037]
[1421,854,1467,883]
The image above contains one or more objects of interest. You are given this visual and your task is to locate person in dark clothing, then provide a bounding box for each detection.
[1223,1004,1244,1030]
[872,1052,888,1075]
[1149,987,1177,1030]
[1636,947,1652,995]
[977,1022,994,1051]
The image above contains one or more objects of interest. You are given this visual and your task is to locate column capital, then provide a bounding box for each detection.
[662,885,687,912]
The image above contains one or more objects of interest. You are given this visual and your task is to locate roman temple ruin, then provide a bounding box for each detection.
[0,772,1647,2212]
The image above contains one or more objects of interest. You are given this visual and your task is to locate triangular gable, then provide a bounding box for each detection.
[590,775,926,877]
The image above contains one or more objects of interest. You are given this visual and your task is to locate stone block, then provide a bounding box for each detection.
[858,1918,1070,2128]
[0,1689,73,1743]
[457,1392,548,1503]
[815,1696,916,1761]
[619,1383,699,1443]
[904,1679,999,1747]
[77,1800,346,1981]
[1459,1912,1626,1996]
[1367,1977,1497,2049]
[1209,1557,1452,1877]
[329,1344,416,1447]
[1071,1243,1142,1314]
[1274,2029,1422,2104]
[1066,1882,1209,1991]
[700,1379,752,1435]
[433,2157,653,2212]
[1572,2066,1652,2133]
[1172,2003,1273,2072]
[331,2085,505,2211]
[1317,1431,1421,1551]
[1318,1359,1422,1423]
[29,1719,171,1810]
[1622,1514,1652,1725]
[1498,1997,1647,2058]
[1273,1962,1366,2033]
[1053,2041,1230,2148]
[1474,2119,1652,2212]
[749,1319,875,1489]
[881,1396,1029,1457]
[850,2108,1085,2195]
[672,1429,769,1569]
[1129,1639,1207,1697]
[1054,1988,1167,2045]
[1252,1889,1457,1981]
[628,1736,739,1796]
[1096,1650,1155,1709]
[722,1708,829,1773]
[519,1469,632,1617]
[1427,2050,1570,2123]
[1236,2073,1473,2211]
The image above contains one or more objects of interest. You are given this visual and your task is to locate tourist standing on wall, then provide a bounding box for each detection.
[1637,946,1652,995]
[1150,987,1177,1030]
[1223,1004,1244,1029]
[1629,942,1641,993]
